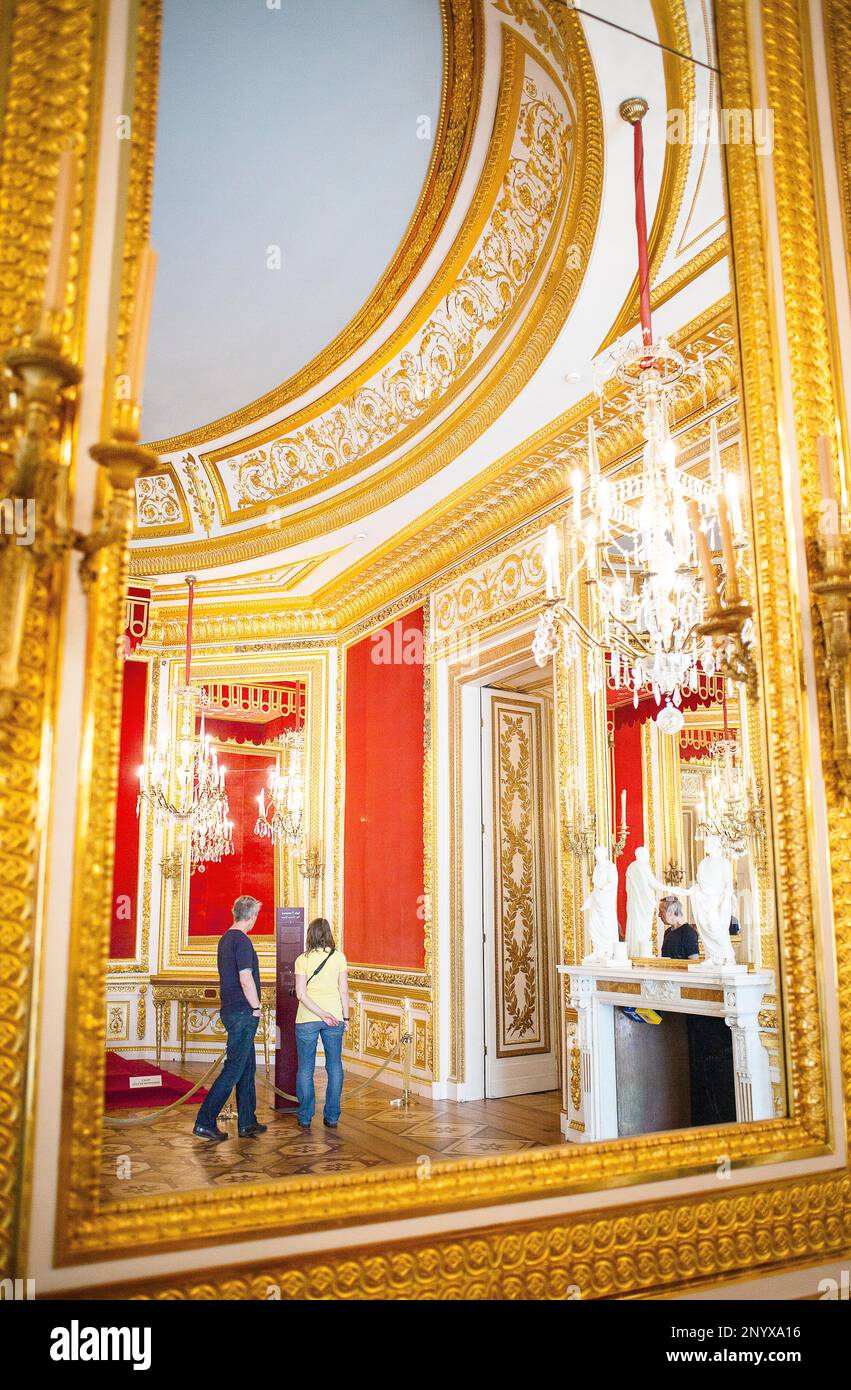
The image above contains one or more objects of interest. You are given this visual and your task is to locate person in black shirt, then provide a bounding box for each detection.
[659,894,700,960]
[193,895,268,1142]
[658,895,736,1126]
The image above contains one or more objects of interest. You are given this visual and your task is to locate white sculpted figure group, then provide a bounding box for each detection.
[689,834,736,965]
[581,845,619,961]
[586,834,737,967]
[624,846,676,957]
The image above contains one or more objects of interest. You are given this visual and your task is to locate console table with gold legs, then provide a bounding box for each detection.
[150,976,276,1075]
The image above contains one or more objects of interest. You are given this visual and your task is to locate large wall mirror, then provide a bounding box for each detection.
[23,0,839,1283]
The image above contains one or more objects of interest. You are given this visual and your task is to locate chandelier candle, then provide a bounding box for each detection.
[687,498,718,604]
[544,525,560,599]
[42,146,78,324]
[136,576,233,873]
[126,243,158,407]
[716,492,740,604]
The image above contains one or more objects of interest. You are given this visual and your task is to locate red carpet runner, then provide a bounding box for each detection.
[104,1051,208,1111]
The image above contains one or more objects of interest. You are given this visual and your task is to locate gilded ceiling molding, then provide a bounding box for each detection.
[201,32,531,521]
[140,304,738,644]
[198,29,579,524]
[131,14,603,572]
[0,0,105,1282]
[134,461,191,535]
[595,0,696,355]
[320,303,737,627]
[641,233,728,315]
[150,550,342,602]
[145,0,483,456]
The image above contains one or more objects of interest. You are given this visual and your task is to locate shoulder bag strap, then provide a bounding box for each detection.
[306,949,334,986]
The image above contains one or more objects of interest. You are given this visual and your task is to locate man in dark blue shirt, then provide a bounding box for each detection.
[193,895,268,1141]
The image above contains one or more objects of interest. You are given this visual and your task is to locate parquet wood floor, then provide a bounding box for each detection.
[101,1063,563,1198]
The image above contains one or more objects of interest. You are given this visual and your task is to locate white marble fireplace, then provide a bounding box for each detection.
[558,961,775,1142]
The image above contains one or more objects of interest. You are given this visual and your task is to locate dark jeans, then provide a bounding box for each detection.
[196,1009,258,1132]
[295,1020,345,1126]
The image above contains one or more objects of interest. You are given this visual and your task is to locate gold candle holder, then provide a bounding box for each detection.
[0,325,81,697]
[79,399,158,589]
[697,600,757,695]
[812,532,851,778]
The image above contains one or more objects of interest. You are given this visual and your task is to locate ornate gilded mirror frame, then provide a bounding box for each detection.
[1,0,849,1296]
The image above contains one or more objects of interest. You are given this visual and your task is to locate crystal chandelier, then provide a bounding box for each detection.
[254,728,305,846]
[696,731,765,862]
[136,575,233,874]
[532,97,756,724]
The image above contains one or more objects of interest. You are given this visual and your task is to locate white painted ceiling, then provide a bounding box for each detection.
[142,0,443,444]
[134,0,731,604]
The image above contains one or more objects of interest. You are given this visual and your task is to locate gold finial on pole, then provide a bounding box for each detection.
[619,96,649,125]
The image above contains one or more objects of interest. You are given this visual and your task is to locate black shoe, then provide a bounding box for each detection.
[297,1122,311,1131]
[238,1122,268,1138]
[323,1118,338,1128]
[193,1123,228,1142]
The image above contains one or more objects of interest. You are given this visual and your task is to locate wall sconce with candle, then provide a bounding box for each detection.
[0,145,159,699]
[812,434,851,779]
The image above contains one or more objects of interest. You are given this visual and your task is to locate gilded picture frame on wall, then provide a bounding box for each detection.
[1,0,848,1299]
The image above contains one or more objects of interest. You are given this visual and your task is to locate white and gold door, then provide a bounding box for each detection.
[480,688,558,1098]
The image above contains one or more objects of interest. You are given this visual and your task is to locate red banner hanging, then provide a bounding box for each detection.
[124,586,151,657]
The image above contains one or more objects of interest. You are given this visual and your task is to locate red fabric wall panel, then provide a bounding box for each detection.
[189,751,276,936]
[343,609,425,968]
[111,660,149,958]
[612,712,644,933]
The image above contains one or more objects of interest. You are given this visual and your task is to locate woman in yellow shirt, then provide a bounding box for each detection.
[294,917,349,1130]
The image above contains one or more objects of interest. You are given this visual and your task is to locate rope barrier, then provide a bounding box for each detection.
[103,1033,415,1126]
[256,1032,412,1106]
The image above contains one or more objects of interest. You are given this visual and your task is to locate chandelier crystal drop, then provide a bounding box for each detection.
[136,576,234,874]
[254,728,305,847]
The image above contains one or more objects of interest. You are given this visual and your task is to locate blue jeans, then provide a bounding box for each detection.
[295,1020,345,1126]
[196,1009,258,1132]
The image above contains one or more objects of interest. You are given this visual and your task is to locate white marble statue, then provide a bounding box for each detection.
[582,845,619,961]
[625,846,683,958]
[691,835,736,965]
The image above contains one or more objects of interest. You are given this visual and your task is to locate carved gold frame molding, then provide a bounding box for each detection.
[0,0,845,1296]
[0,0,106,1279]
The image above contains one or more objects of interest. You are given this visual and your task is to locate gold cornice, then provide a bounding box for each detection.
[147,549,343,601]
[145,0,483,455]
[141,302,737,645]
[131,13,603,568]
[595,0,695,355]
